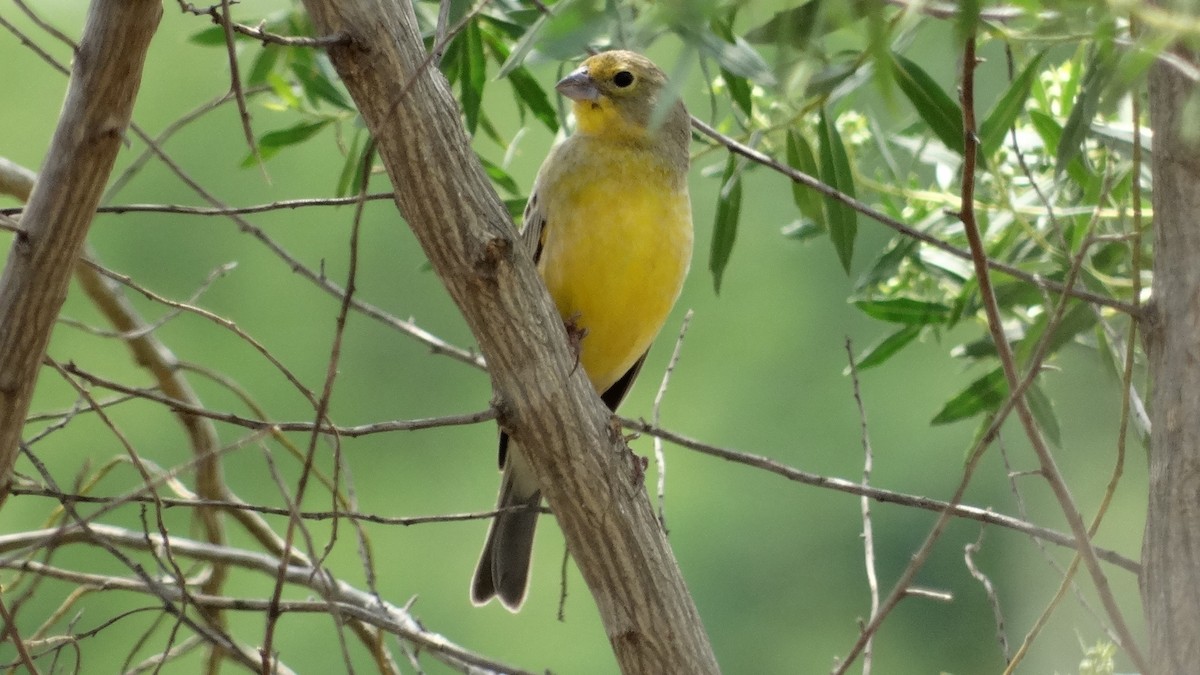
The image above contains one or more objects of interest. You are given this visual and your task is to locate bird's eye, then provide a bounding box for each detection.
[613,70,635,87]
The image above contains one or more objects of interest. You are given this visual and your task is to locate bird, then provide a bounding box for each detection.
[470,50,694,611]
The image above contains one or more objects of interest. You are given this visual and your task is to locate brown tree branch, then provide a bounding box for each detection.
[0,524,527,675]
[0,0,161,504]
[621,418,1139,574]
[296,1,719,672]
[952,36,1145,672]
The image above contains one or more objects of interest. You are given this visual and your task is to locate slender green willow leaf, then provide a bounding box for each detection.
[785,129,824,230]
[853,324,922,370]
[335,128,366,198]
[497,0,600,78]
[259,120,332,148]
[744,3,820,47]
[722,68,754,117]
[1028,110,1090,186]
[477,155,520,195]
[476,26,556,132]
[459,21,487,136]
[248,44,283,87]
[932,367,1006,425]
[979,52,1045,158]
[242,119,332,166]
[1026,382,1062,447]
[710,15,756,116]
[265,71,301,110]
[507,66,558,132]
[710,154,743,294]
[806,62,859,98]
[1057,37,1116,174]
[817,109,857,272]
[781,220,824,241]
[290,62,353,111]
[189,25,248,46]
[891,52,963,155]
[853,298,951,325]
[1015,300,1097,366]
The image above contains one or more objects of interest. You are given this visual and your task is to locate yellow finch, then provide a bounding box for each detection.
[470,50,694,611]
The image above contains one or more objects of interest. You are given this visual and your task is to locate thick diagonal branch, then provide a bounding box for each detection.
[297,2,718,672]
[0,0,161,503]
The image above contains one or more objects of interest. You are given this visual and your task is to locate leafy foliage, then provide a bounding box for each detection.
[203,0,1156,436]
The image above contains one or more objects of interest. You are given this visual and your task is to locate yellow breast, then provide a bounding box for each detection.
[535,140,693,393]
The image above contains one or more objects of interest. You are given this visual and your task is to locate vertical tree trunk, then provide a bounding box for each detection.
[1144,50,1200,673]
[0,0,161,503]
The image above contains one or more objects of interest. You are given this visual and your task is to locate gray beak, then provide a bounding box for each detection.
[556,67,601,102]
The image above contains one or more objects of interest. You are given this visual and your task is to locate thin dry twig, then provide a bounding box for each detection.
[844,338,879,675]
[964,530,1011,664]
[650,309,693,531]
[619,418,1138,574]
[178,1,350,47]
[0,526,528,675]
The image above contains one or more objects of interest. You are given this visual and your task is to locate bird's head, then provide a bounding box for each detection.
[556,50,686,142]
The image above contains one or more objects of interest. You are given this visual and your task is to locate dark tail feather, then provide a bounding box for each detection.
[471,473,540,611]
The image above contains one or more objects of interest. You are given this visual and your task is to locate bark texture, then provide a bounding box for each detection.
[1144,52,1200,673]
[298,2,719,673]
[0,0,162,503]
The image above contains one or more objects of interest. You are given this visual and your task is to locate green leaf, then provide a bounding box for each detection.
[785,129,824,230]
[1057,36,1117,174]
[459,20,487,136]
[722,68,754,118]
[504,197,527,219]
[479,24,558,133]
[781,219,824,241]
[932,367,1006,425]
[242,119,332,166]
[709,154,743,294]
[190,26,234,46]
[710,15,757,116]
[496,0,604,79]
[496,10,550,79]
[478,9,541,41]
[853,297,952,325]
[979,52,1045,158]
[1026,382,1062,447]
[684,26,776,86]
[1090,241,1127,275]
[477,155,520,195]
[1028,110,1090,186]
[853,324,922,370]
[265,71,301,110]
[805,61,860,98]
[290,62,353,111]
[248,44,283,87]
[891,52,964,155]
[1015,300,1097,366]
[335,127,367,198]
[508,65,558,132]
[744,3,820,48]
[855,238,917,293]
[817,108,857,272]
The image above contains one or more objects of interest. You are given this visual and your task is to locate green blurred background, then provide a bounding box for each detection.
[0,2,1146,673]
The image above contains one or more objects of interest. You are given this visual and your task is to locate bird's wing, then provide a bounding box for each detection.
[520,181,547,265]
[600,351,649,411]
